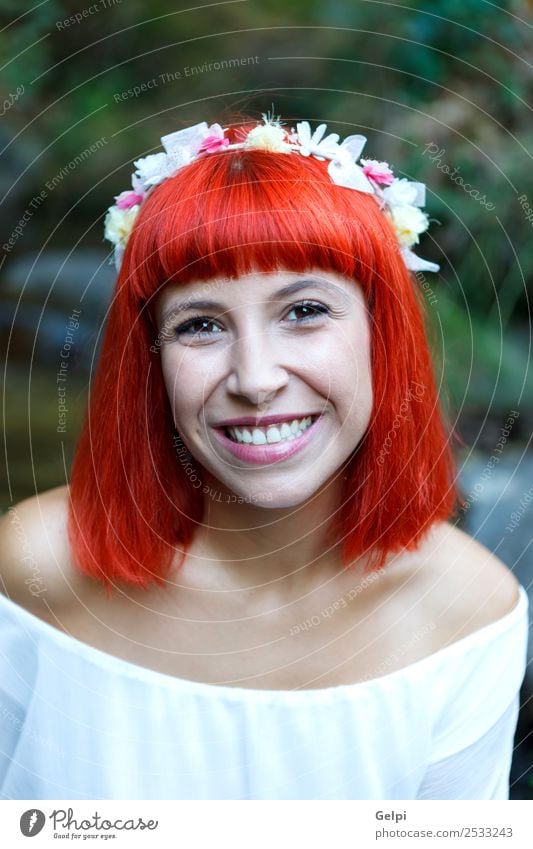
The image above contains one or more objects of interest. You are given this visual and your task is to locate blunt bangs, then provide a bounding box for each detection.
[127,145,395,305]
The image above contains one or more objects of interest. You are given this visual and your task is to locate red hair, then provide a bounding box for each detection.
[68,116,459,594]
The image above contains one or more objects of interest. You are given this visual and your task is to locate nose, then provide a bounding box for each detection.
[225,329,289,406]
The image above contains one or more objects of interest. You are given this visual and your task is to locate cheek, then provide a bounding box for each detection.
[339,364,373,438]
[352,344,374,423]
[311,329,373,415]
[160,350,207,428]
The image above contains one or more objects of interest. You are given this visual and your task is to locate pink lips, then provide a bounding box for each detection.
[212,415,324,465]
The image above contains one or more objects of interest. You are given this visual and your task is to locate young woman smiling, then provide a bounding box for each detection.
[0,112,527,801]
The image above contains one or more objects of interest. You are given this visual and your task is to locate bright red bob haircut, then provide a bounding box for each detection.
[68,115,460,594]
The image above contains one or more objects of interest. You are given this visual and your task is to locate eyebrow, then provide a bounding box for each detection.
[160,277,350,326]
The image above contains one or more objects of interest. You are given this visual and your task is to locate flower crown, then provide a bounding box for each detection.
[104,111,440,274]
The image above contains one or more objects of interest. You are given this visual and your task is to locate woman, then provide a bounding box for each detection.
[0,111,527,800]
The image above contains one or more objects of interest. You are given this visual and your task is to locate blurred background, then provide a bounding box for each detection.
[0,0,532,797]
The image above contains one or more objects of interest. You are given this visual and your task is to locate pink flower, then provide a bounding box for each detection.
[360,158,395,186]
[198,135,230,153]
[115,189,145,210]
[198,123,230,153]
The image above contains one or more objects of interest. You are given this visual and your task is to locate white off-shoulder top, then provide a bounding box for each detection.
[0,586,528,800]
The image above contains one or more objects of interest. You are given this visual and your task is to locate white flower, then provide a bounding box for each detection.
[328,149,375,193]
[104,204,141,247]
[131,172,145,194]
[293,121,340,160]
[401,247,440,273]
[244,122,292,152]
[161,122,212,167]
[133,152,173,191]
[112,241,125,273]
[337,134,367,162]
[389,204,429,247]
[382,177,425,207]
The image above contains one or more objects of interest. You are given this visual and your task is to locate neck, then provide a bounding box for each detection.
[184,475,349,591]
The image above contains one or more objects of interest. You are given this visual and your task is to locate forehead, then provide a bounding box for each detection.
[154,268,364,322]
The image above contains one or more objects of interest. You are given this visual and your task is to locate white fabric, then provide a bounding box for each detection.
[0,586,528,800]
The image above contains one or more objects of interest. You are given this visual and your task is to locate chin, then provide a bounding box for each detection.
[219,479,325,511]
[251,492,306,510]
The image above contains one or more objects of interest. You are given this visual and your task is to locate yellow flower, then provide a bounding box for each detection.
[104,204,141,247]
[244,123,292,153]
[389,205,429,248]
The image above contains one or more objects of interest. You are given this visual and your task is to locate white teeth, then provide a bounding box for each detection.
[226,415,317,445]
[252,428,267,445]
[266,427,281,443]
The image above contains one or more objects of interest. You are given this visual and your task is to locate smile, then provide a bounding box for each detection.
[212,414,324,465]
[225,415,317,445]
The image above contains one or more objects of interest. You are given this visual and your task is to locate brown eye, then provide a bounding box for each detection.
[175,316,223,337]
[285,301,330,323]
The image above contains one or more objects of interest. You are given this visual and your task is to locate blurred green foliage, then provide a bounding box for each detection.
[1,370,86,509]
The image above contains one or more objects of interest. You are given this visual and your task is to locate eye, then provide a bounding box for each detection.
[167,300,331,342]
[173,315,224,339]
[285,300,331,324]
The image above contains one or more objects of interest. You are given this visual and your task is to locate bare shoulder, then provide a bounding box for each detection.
[392,520,522,643]
[384,522,519,649]
[0,485,88,614]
